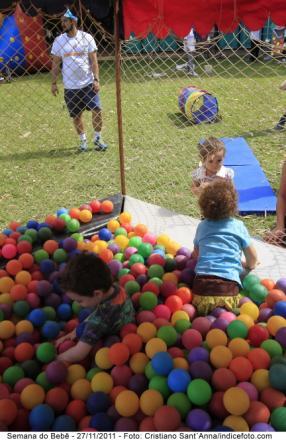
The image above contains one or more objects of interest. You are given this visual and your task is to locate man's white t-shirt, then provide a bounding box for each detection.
[51,30,97,89]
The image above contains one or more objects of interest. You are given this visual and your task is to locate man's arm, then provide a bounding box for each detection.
[51,55,61,96]
[57,340,92,363]
[276,161,286,231]
[89,51,100,92]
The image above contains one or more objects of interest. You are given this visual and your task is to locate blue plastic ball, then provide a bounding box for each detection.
[52,415,77,431]
[41,320,61,339]
[26,220,39,230]
[29,404,55,430]
[2,228,12,236]
[57,304,72,321]
[87,392,111,414]
[16,226,27,234]
[57,208,68,217]
[151,352,174,376]
[28,309,47,327]
[90,413,114,431]
[98,228,112,241]
[62,237,77,252]
[167,368,191,392]
[40,259,56,275]
[273,301,286,318]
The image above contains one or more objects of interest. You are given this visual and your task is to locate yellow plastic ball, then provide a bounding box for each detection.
[166,241,181,256]
[0,293,12,305]
[251,369,270,392]
[20,384,45,410]
[67,364,86,384]
[93,240,108,254]
[140,389,164,416]
[70,378,92,400]
[107,219,120,232]
[223,416,249,432]
[173,357,189,370]
[223,387,250,415]
[210,345,233,368]
[115,390,139,417]
[0,320,15,339]
[156,234,170,248]
[114,234,129,250]
[15,271,31,286]
[145,338,167,358]
[129,352,149,374]
[171,310,190,325]
[137,322,157,343]
[79,209,92,223]
[15,320,33,335]
[206,329,228,348]
[91,372,113,393]
[119,212,132,224]
[95,347,113,370]
[0,276,15,293]
[162,272,178,284]
[267,315,286,336]
[239,302,259,320]
[236,314,254,329]
[228,338,250,357]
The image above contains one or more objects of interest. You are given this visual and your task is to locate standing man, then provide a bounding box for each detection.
[51,9,107,152]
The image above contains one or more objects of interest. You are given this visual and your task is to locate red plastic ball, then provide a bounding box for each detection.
[247,348,271,370]
[153,405,181,431]
[45,387,69,413]
[66,399,86,423]
[248,325,269,347]
[0,398,18,425]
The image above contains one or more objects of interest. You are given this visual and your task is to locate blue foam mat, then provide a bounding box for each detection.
[222,137,276,214]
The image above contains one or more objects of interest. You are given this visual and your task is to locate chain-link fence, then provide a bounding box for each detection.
[1,4,286,243]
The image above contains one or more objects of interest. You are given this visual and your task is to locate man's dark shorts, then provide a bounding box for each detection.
[64,83,101,118]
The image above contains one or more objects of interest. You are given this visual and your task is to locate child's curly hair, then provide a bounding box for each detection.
[60,252,113,297]
[199,179,237,220]
[198,136,226,161]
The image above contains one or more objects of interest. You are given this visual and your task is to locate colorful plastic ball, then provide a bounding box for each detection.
[261,339,283,358]
[186,408,212,431]
[249,284,268,304]
[45,387,70,413]
[121,334,142,355]
[229,356,253,382]
[247,348,271,370]
[267,316,286,336]
[29,404,55,430]
[41,321,60,340]
[101,200,114,213]
[248,325,269,347]
[227,320,248,339]
[243,274,260,291]
[223,415,249,431]
[0,398,18,425]
[171,310,190,325]
[6,259,22,276]
[228,337,250,357]
[243,400,270,428]
[149,376,170,400]
[52,414,77,431]
[153,405,181,431]
[188,347,209,364]
[240,302,259,320]
[181,329,203,350]
[108,343,130,366]
[275,327,286,348]
[210,346,233,368]
[138,389,164,417]
[0,276,15,293]
[67,219,80,233]
[167,392,191,419]
[3,366,25,386]
[167,368,191,393]
[0,321,15,339]
[189,361,213,382]
[66,400,86,423]
[91,372,113,393]
[237,382,258,401]
[165,295,183,313]
[137,322,157,343]
[36,342,56,363]
[20,384,45,410]
[70,378,91,401]
[157,325,177,347]
[212,368,236,391]
[251,369,270,392]
[139,291,158,310]
[14,342,34,362]
[273,301,286,318]
[208,391,229,420]
[260,387,286,410]
[270,407,286,431]
[45,360,67,385]
[2,244,17,259]
[86,391,111,414]
[145,338,167,359]
[115,390,139,417]
[276,278,286,294]
[269,363,286,392]
[206,329,228,348]
[95,347,113,370]
[148,264,164,279]
[187,379,212,406]
[223,386,250,416]
[151,351,173,376]
[251,423,275,432]
[192,317,211,337]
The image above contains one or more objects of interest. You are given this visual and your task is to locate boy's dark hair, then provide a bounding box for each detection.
[198,136,226,161]
[199,179,237,220]
[60,252,113,297]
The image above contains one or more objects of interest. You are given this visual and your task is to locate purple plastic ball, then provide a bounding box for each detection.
[45,361,67,384]
[44,293,61,308]
[179,268,195,285]
[211,307,225,318]
[128,374,148,395]
[251,423,275,432]
[136,274,148,287]
[258,307,272,322]
[186,409,212,431]
[188,347,209,364]
[189,361,213,381]
[115,418,138,431]
[108,260,123,277]
[176,247,191,258]
[211,318,229,331]
[37,280,52,297]
[275,327,286,348]
[108,243,120,255]
[239,296,252,306]
[175,255,188,270]
[275,278,286,294]
[62,237,77,252]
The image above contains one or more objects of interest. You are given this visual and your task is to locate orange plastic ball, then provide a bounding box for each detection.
[0,276,15,293]
[206,329,228,348]
[228,338,250,357]
[176,286,192,304]
[210,346,233,368]
[0,321,15,339]
[14,343,35,362]
[261,279,275,291]
[223,415,249,431]
[15,320,34,336]
[145,338,167,359]
[6,260,23,276]
[266,289,286,308]
[122,333,143,355]
[10,284,28,301]
[119,212,132,224]
[45,387,69,413]
[107,219,120,232]
[115,390,139,417]
[101,200,114,214]
[251,369,270,392]
[223,387,250,415]
[129,352,149,374]
[69,208,81,219]
[20,384,45,409]
[134,224,148,237]
[79,209,92,223]
[108,343,130,366]
[18,253,34,269]
[140,389,164,416]
[15,271,32,286]
[247,348,271,370]
[229,356,253,382]
[99,248,113,263]
[137,322,157,343]
[70,378,91,401]
[0,398,18,425]
[43,240,59,255]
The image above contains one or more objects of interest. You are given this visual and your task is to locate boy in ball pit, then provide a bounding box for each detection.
[56,252,135,363]
[192,179,258,315]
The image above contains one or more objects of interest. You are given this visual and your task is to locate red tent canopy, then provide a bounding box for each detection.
[123,0,286,38]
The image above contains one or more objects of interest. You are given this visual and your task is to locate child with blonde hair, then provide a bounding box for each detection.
[192,179,258,315]
[191,136,234,196]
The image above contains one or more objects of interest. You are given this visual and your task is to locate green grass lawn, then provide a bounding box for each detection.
[0,55,285,237]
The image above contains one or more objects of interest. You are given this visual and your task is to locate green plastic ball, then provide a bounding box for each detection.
[114,253,125,263]
[18,234,33,244]
[67,219,80,233]
[145,362,156,380]
[34,249,49,263]
[25,228,38,243]
[42,306,56,321]
[175,319,192,334]
[118,268,130,278]
[21,360,41,379]
[38,227,53,241]
[167,392,192,419]
[128,236,142,248]
[164,258,176,272]
[125,280,140,296]
[13,300,30,318]
[129,254,144,265]
[187,379,212,406]
[226,320,248,339]
[114,227,127,237]
[3,365,25,386]
[138,243,153,258]
[53,249,67,263]
[59,213,71,223]
[139,291,158,310]
[269,363,286,392]
[150,277,163,287]
[71,232,84,241]
[157,325,178,346]
[271,407,286,431]
[72,301,82,315]
[249,283,268,304]
[242,274,260,291]
[261,339,283,358]
[36,342,56,363]
[36,372,53,391]
[86,367,102,381]
[149,375,171,400]
[148,264,164,279]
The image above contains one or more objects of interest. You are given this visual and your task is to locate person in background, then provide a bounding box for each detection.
[51,9,108,152]
[183,28,198,76]
[191,136,234,196]
[248,30,262,62]
[265,160,286,244]
[192,180,258,315]
[274,80,286,131]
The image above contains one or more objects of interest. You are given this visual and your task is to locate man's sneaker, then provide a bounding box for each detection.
[94,137,108,151]
[274,123,286,131]
[79,139,88,152]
